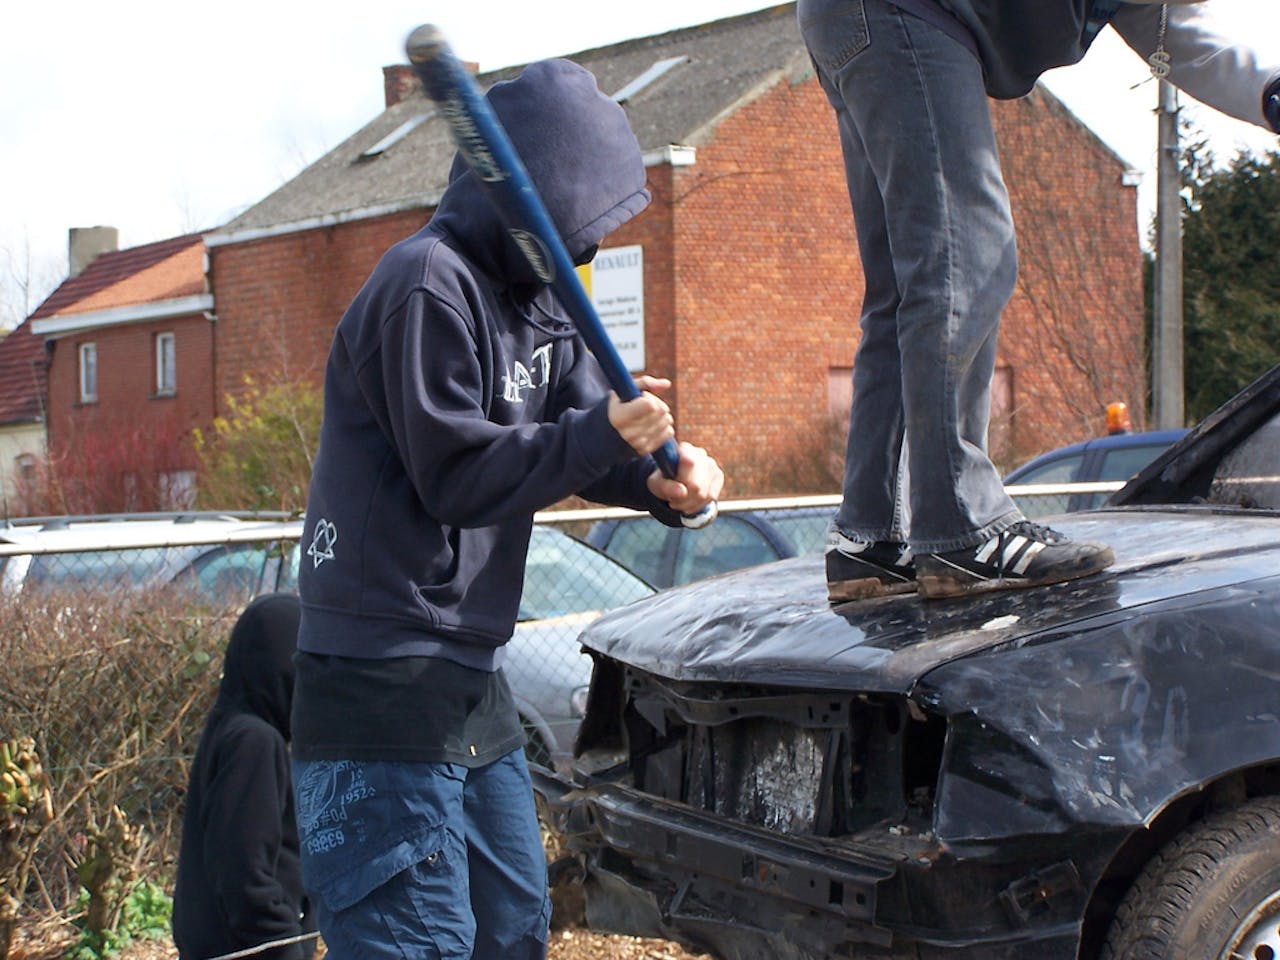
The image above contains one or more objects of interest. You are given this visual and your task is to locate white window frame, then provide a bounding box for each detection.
[155,332,176,396]
[79,342,98,403]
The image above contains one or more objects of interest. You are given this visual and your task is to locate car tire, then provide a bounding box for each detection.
[1100,796,1280,959]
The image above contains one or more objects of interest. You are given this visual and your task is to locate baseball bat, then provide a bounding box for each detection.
[404,24,715,528]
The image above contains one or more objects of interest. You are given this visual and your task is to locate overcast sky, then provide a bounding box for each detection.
[2,0,1276,326]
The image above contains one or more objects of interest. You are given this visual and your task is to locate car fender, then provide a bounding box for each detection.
[915,577,1280,848]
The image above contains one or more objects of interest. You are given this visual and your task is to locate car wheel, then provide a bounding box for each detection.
[1101,796,1280,960]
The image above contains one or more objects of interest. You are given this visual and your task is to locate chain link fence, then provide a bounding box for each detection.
[0,486,1109,924]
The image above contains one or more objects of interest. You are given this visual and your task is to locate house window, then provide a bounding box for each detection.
[155,332,176,396]
[79,342,98,403]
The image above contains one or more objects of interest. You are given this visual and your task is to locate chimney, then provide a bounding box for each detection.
[68,226,118,277]
[383,65,419,108]
[382,60,481,108]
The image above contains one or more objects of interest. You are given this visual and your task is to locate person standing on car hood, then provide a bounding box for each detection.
[801,0,1280,602]
[289,58,723,960]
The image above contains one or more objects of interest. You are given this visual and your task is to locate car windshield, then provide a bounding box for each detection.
[672,515,782,585]
[1008,452,1084,484]
[761,512,829,554]
[519,527,653,621]
[1096,443,1171,482]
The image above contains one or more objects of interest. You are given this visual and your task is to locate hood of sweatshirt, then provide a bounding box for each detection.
[428,58,651,289]
[212,592,299,740]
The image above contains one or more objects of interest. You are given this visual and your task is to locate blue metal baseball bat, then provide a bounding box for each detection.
[405,24,715,526]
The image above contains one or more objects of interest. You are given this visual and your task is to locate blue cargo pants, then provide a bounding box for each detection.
[292,749,549,959]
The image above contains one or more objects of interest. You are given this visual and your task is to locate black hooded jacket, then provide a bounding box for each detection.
[297,59,680,671]
[172,594,315,960]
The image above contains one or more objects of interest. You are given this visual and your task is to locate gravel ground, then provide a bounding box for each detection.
[13,923,710,960]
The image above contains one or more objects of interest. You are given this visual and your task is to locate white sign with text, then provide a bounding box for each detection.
[582,245,645,372]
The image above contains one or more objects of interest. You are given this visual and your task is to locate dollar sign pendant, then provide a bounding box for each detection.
[1148,4,1171,79]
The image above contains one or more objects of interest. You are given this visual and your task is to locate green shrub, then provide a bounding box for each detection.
[65,880,172,960]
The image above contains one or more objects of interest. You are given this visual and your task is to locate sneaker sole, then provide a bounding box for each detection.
[828,577,918,603]
[917,548,1115,600]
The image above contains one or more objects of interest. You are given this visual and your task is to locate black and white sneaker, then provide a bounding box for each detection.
[826,531,917,602]
[915,521,1114,600]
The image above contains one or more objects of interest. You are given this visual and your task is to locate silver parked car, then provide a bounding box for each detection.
[0,512,297,602]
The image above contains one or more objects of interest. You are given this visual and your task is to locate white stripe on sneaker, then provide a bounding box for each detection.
[1011,540,1045,575]
[975,537,1000,563]
[999,535,1029,569]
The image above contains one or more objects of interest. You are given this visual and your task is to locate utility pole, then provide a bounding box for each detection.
[1152,78,1185,429]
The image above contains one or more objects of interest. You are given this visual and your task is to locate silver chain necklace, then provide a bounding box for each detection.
[1148,4,1171,78]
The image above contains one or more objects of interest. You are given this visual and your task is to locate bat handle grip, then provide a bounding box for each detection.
[652,438,718,529]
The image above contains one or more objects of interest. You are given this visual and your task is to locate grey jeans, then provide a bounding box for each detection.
[798,0,1023,552]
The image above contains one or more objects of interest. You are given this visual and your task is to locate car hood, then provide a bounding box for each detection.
[578,508,1280,693]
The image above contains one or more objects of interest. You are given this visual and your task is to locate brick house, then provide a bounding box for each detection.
[28,4,1145,505]
[0,321,48,513]
[28,229,213,511]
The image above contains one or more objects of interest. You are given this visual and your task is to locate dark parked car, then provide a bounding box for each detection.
[535,367,1280,959]
[584,502,831,588]
[1003,427,1189,516]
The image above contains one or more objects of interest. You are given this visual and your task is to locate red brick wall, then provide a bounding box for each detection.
[669,73,864,495]
[663,75,1143,493]
[994,90,1145,462]
[208,211,428,404]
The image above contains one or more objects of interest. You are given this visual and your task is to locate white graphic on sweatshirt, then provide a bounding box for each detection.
[307,518,338,569]
[502,343,553,403]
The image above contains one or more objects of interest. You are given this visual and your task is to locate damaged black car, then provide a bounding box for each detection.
[533,366,1280,960]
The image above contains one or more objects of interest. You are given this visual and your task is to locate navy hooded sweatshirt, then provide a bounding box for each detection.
[173,593,315,960]
[295,59,678,674]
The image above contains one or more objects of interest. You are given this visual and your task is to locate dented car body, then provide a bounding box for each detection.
[534,368,1280,960]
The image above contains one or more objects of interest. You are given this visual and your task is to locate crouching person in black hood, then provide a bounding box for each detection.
[173,593,316,960]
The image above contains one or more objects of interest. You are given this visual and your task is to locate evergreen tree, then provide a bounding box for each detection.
[1181,146,1280,421]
